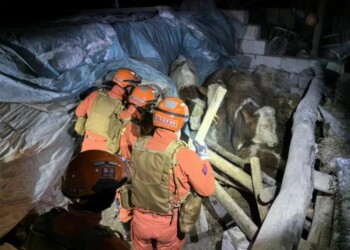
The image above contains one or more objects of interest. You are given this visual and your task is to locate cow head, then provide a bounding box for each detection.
[252,106,279,148]
[233,103,279,152]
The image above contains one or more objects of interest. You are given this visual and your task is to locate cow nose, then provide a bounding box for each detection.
[268,137,279,147]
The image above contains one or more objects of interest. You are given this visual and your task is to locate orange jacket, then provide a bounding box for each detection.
[75,85,125,141]
[75,85,125,117]
[118,105,142,161]
[142,128,215,201]
[116,105,142,223]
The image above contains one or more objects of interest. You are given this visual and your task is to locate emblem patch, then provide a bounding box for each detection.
[101,167,116,178]
[155,115,177,128]
[202,165,208,175]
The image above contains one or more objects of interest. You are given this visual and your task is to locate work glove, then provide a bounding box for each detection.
[193,139,210,160]
[114,197,120,219]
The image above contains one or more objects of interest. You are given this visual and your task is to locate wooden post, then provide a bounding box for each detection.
[214,181,258,240]
[258,170,335,203]
[307,194,334,249]
[205,138,248,167]
[186,85,226,235]
[259,186,277,205]
[251,65,326,250]
[208,149,253,193]
[311,0,328,56]
[188,85,227,149]
[214,172,240,189]
[250,157,269,222]
[206,138,277,187]
[314,170,336,194]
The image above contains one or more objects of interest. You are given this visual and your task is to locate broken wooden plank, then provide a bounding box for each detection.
[259,185,277,205]
[311,0,328,56]
[209,195,235,228]
[208,150,253,192]
[314,170,336,194]
[186,85,227,235]
[214,181,258,240]
[188,85,227,149]
[307,194,334,249]
[221,226,250,250]
[206,138,248,167]
[214,172,240,189]
[251,65,326,250]
[307,207,315,220]
[258,170,335,205]
[206,138,277,187]
[250,157,269,222]
[259,170,335,201]
[257,169,335,207]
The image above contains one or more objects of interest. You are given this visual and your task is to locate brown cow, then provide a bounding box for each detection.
[170,58,279,154]
[200,68,279,154]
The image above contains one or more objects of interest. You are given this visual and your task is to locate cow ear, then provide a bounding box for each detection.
[197,86,208,96]
[241,109,254,124]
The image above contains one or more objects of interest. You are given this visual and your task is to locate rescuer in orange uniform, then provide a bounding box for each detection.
[74,68,142,153]
[115,84,159,240]
[118,84,159,160]
[26,150,130,250]
[129,96,215,250]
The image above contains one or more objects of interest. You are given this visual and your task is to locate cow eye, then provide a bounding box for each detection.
[260,125,267,130]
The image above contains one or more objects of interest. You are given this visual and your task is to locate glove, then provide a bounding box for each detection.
[193,139,209,160]
[114,198,120,219]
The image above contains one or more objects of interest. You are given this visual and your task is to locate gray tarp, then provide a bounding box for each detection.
[0,1,242,237]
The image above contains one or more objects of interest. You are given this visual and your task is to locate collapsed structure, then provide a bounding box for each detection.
[0,1,349,249]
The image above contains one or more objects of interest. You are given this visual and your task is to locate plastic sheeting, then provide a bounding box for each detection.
[0,1,242,237]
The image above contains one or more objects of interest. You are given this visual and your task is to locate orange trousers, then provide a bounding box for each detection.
[131,210,185,250]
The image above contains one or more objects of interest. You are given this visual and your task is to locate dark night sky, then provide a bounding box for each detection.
[1,0,349,28]
[0,0,183,25]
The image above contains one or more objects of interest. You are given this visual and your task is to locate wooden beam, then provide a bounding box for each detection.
[214,172,240,189]
[206,138,277,187]
[251,65,326,250]
[250,157,269,222]
[311,0,328,56]
[314,170,336,194]
[208,149,253,193]
[307,194,334,249]
[214,181,258,240]
[258,170,335,203]
[186,85,226,235]
[205,138,248,167]
[188,85,227,149]
[259,185,277,205]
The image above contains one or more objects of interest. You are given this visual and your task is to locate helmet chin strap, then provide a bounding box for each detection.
[133,106,145,119]
[124,85,135,95]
